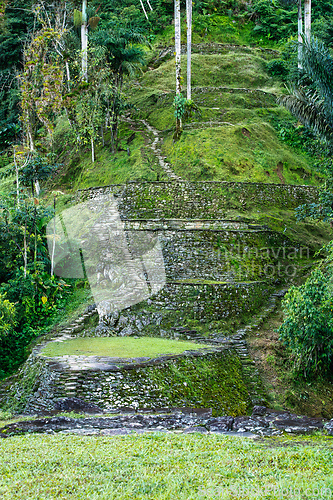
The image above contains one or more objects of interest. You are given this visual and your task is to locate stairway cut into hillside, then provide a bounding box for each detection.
[0,180,324,416]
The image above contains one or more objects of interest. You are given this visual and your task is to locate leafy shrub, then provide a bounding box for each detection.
[0,293,16,340]
[266,59,289,79]
[0,267,69,330]
[313,15,333,48]
[279,268,333,379]
[249,0,297,42]
[0,267,70,379]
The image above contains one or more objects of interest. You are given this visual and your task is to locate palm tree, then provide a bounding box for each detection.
[298,0,303,69]
[186,0,192,100]
[81,0,88,81]
[279,38,333,142]
[304,0,311,40]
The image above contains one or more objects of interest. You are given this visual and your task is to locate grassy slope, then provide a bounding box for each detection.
[0,432,332,499]
[39,15,321,191]
[130,47,319,184]
[1,15,331,417]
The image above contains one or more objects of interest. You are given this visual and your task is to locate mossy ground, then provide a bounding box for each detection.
[0,432,332,500]
[154,14,282,49]
[40,337,207,358]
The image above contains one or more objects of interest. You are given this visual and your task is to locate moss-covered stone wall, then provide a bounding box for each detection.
[76,181,318,220]
[1,349,253,417]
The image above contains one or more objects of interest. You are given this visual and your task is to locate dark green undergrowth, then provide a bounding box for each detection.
[0,282,92,381]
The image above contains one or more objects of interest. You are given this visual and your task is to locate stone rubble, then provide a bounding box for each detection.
[0,404,329,438]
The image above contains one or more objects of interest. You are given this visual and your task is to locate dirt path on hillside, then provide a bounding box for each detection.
[140,120,182,181]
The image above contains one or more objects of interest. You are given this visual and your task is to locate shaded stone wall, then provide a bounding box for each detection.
[94,281,270,338]
[157,228,303,282]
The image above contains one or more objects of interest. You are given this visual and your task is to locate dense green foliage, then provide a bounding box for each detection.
[279,267,333,378]
[0,293,16,340]
[0,153,71,378]
[276,36,333,380]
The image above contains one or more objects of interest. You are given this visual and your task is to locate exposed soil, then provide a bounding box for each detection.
[275,162,286,184]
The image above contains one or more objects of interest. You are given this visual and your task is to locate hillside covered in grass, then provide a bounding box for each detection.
[50,41,322,190]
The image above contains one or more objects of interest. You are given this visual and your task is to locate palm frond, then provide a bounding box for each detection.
[278,88,333,141]
[302,37,333,116]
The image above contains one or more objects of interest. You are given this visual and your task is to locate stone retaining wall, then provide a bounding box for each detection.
[76,181,318,220]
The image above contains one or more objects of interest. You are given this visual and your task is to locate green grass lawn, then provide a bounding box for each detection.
[41,337,206,358]
[0,433,332,499]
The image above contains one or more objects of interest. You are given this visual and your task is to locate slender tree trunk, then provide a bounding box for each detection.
[24,205,27,278]
[175,0,181,95]
[34,206,37,272]
[81,0,88,81]
[15,161,20,208]
[100,125,105,146]
[298,0,303,69]
[34,179,40,197]
[65,61,71,90]
[28,129,35,152]
[111,118,118,154]
[23,232,27,278]
[14,147,30,208]
[304,0,311,41]
[139,0,149,19]
[91,136,95,163]
[51,196,56,277]
[175,0,182,133]
[186,0,192,101]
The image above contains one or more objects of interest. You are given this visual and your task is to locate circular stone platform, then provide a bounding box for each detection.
[40,337,206,359]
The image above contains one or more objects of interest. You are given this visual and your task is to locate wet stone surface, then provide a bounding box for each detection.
[0,406,328,438]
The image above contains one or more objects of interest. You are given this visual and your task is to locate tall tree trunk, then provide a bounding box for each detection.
[186,0,192,101]
[298,0,303,69]
[24,205,27,278]
[65,61,71,90]
[15,160,20,209]
[34,206,37,272]
[34,179,40,197]
[175,0,182,134]
[81,0,88,81]
[304,0,311,41]
[91,136,95,163]
[139,0,149,19]
[51,196,56,277]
